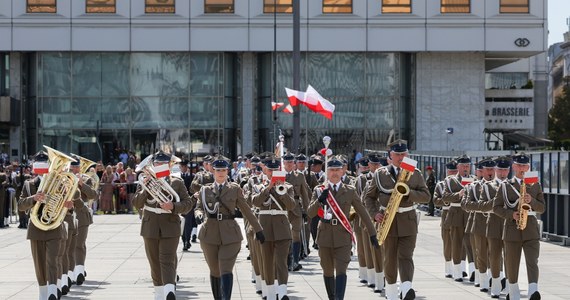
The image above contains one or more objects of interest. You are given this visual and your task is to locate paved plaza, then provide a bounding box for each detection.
[1,214,569,300]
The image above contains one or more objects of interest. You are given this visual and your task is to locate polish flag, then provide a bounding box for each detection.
[153,164,170,178]
[271,102,285,111]
[524,171,539,185]
[400,157,417,173]
[305,85,335,120]
[461,177,474,186]
[33,162,49,175]
[319,148,333,157]
[271,170,287,185]
[285,88,305,107]
[282,104,294,114]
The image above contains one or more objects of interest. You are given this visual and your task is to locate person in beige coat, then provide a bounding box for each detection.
[133,151,194,300]
[252,156,295,300]
[363,140,430,300]
[492,153,545,300]
[194,156,265,300]
[308,156,378,300]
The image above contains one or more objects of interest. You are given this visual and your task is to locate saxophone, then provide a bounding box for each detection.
[30,146,79,231]
[376,167,414,245]
[516,181,531,230]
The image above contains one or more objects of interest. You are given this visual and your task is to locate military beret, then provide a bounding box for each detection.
[456,155,471,164]
[212,156,230,169]
[446,160,458,170]
[327,156,343,169]
[388,139,408,153]
[368,154,382,164]
[426,165,433,170]
[153,150,172,163]
[295,153,308,162]
[34,151,49,162]
[495,156,512,169]
[282,152,295,161]
[512,153,530,164]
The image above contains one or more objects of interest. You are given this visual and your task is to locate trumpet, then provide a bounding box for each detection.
[276,184,288,195]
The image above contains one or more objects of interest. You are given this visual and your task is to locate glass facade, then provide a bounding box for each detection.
[32,52,238,164]
[441,0,470,13]
[258,52,412,156]
[382,0,412,13]
[500,0,529,13]
[263,0,293,13]
[27,0,57,13]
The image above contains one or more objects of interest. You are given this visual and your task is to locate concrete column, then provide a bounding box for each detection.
[533,53,549,138]
[9,52,22,162]
[241,52,255,154]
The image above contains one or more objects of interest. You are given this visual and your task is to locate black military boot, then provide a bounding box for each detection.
[529,291,541,300]
[76,273,85,285]
[210,275,222,300]
[221,273,233,300]
[335,274,347,300]
[292,242,302,271]
[323,276,335,300]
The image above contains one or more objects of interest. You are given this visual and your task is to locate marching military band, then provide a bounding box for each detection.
[13,140,546,300]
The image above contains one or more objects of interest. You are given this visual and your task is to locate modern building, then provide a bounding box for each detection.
[548,23,570,117]
[0,0,548,163]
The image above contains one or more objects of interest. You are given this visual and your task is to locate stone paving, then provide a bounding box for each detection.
[1,214,569,299]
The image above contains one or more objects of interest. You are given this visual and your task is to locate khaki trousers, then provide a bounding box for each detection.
[442,227,452,261]
[451,227,465,264]
[384,235,417,284]
[319,245,352,277]
[361,228,374,269]
[473,233,488,273]
[201,242,241,277]
[504,239,540,284]
[143,237,179,286]
[31,239,61,285]
[75,225,89,265]
[261,239,291,285]
[487,237,504,278]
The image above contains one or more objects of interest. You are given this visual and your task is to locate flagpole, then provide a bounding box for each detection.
[272,0,278,149]
[292,0,301,152]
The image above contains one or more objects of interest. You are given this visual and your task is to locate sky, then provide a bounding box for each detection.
[548,0,569,46]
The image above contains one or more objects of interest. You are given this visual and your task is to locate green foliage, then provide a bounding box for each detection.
[548,85,570,149]
[521,80,533,89]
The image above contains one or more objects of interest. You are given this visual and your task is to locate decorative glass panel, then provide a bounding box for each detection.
[27,0,56,13]
[560,152,568,194]
[73,53,102,97]
[190,53,222,96]
[382,0,411,14]
[264,0,293,13]
[190,97,220,128]
[131,97,189,129]
[86,0,116,13]
[551,153,559,192]
[39,129,72,153]
[146,0,175,14]
[323,0,352,14]
[39,98,71,129]
[205,0,234,13]
[500,0,529,13]
[190,129,220,155]
[131,53,190,97]
[39,53,71,97]
[102,53,130,97]
[441,0,470,13]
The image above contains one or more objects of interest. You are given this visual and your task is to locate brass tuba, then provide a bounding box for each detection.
[30,146,79,231]
[136,155,180,206]
[516,181,531,230]
[376,166,414,245]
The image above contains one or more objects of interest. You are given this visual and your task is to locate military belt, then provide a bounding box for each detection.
[207,213,235,220]
[320,218,339,225]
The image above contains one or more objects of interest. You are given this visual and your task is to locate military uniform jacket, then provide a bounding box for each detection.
[433,180,450,229]
[18,176,66,241]
[190,171,215,194]
[308,183,375,248]
[301,169,320,191]
[466,178,505,240]
[252,182,296,241]
[133,176,194,239]
[285,171,310,219]
[442,174,472,228]
[363,165,430,237]
[461,180,485,235]
[492,178,545,242]
[74,176,97,227]
[196,182,262,245]
[242,175,264,234]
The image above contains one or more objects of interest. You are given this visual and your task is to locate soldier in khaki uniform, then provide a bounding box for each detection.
[492,153,544,300]
[18,151,67,300]
[295,153,316,257]
[281,152,310,272]
[191,155,215,194]
[68,156,97,286]
[194,156,265,300]
[353,157,371,284]
[433,160,458,278]
[252,156,295,300]
[133,151,194,300]
[442,155,474,282]
[308,156,378,300]
[462,158,496,292]
[364,140,430,300]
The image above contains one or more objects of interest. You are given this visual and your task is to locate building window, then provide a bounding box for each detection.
[381,0,411,14]
[27,0,57,13]
[145,0,175,14]
[86,0,116,14]
[205,0,234,13]
[500,0,529,13]
[263,0,293,13]
[323,0,352,14]
[441,0,470,13]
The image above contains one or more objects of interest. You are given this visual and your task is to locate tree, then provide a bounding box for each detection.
[548,82,570,149]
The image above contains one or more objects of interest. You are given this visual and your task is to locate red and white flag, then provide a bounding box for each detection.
[271,170,286,185]
[400,157,417,173]
[271,102,285,111]
[524,171,539,185]
[33,162,49,175]
[282,104,294,114]
[305,85,335,120]
[285,88,305,107]
[461,177,474,186]
[153,164,170,178]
